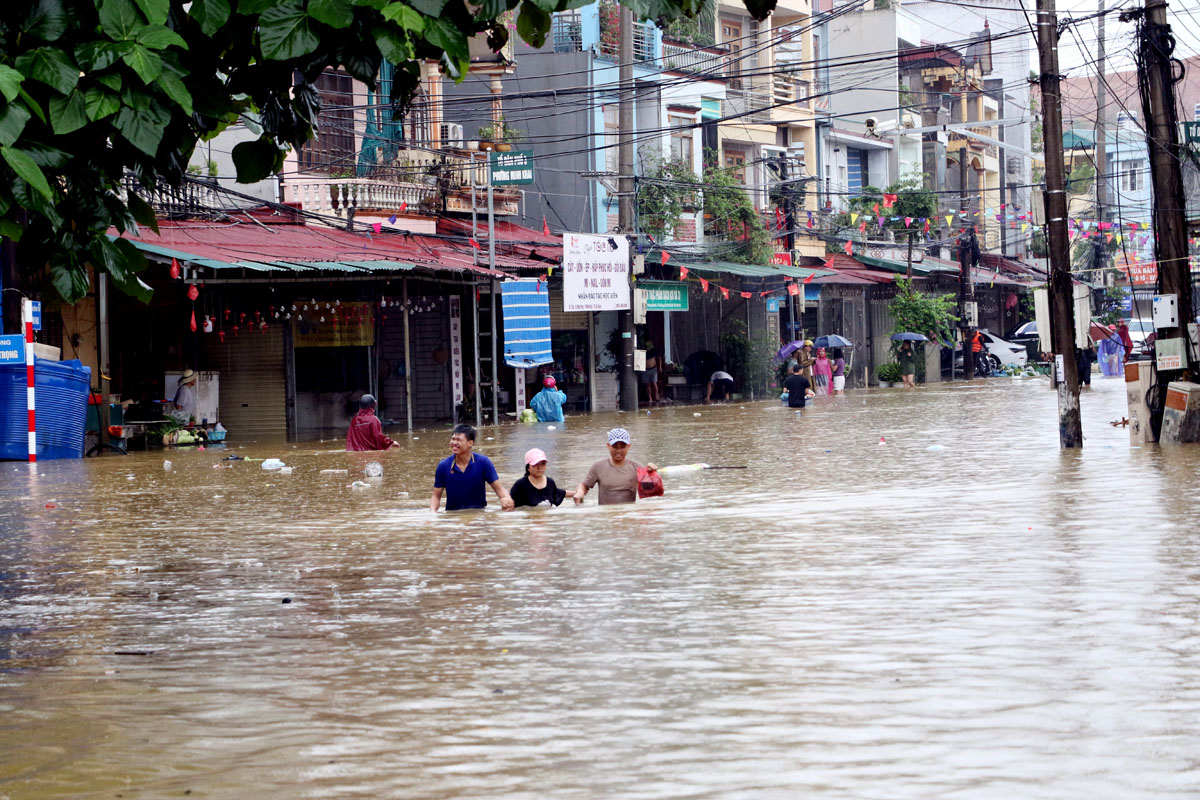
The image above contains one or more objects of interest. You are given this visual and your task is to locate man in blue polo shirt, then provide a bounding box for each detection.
[431,424,515,512]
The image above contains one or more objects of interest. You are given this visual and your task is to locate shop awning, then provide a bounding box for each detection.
[649,256,831,281]
[110,216,511,278]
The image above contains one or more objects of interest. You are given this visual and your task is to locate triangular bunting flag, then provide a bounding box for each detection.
[850,213,859,225]
[469,238,481,249]
[843,240,854,256]
[699,277,709,293]
[740,291,751,298]
[543,216,551,236]
[720,286,730,299]
[680,266,689,280]
[372,222,382,234]
[905,217,912,227]
[883,193,897,208]
[662,250,670,264]
[945,215,954,227]
[803,273,814,284]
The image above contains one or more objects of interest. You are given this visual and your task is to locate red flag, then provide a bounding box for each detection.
[807,213,814,229]
[872,202,879,215]
[542,216,551,236]
[740,291,751,298]
[759,291,771,297]
[803,273,814,284]
[399,201,407,212]
[699,277,709,293]
[858,221,867,233]
[469,238,481,249]
[843,240,853,256]
[905,217,912,227]
[662,250,670,264]
[720,286,729,299]
[883,193,897,208]
[372,222,382,234]
[787,283,800,296]
[679,266,689,280]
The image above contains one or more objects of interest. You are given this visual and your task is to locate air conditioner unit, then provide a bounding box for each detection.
[440,122,465,147]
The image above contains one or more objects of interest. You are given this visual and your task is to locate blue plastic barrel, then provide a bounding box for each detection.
[0,358,91,460]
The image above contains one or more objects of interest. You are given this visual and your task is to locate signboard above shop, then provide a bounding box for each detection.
[489,150,535,186]
[291,301,375,347]
[562,233,630,312]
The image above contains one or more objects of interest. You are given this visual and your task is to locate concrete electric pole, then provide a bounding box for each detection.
[1036,0,1084,447]
[1095,0,1108,266]
[617,3,638,413]
[1128,0,1196,431]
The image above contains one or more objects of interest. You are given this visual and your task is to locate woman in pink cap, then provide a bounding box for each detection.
[509,448,574,508]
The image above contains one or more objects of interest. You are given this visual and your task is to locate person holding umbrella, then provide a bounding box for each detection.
[891,332,927,390]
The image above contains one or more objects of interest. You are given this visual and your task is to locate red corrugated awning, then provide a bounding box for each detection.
[111,214,511,278]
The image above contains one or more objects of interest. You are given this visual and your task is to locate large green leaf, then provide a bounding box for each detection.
[424,17,468,65]
[133,0,169,25]
[13,48,80,96]
[231,137,284,183]
[407,0,445,16]
[0,66,23,103]
[236,0,276,14]
[0,217,25,243]
[90,237,152,304]
[99,0,144,41]
[258,0,320,60]
[51,262,92,303]
[1,147,54,200]
[75,41,133,71]
[472,0,506,21]
[373,24,412,63]
[0,103,32,148]
[515,2,550,49]
[122,43,164,83]
[136,25,189,50]
[49,89,89,134]
[190,0,232,36]
[382,2,424,32]
[113,104,170,155]
[309,0,355,28]
[23,0,70,42]
[85,87,121,120]
[157,71,194,116]
[125,192,160,234]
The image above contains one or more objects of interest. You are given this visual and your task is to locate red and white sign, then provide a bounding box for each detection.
[770,251,793,267]
[1126,262,1158,285]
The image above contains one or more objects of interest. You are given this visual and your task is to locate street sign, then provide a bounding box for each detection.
[766,298,782,313]
[639,281,688,311]
[30,301,41,331]
[489,150,535,185]
[0,334,22,364]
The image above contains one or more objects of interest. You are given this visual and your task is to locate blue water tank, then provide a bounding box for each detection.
[0,358,91,460]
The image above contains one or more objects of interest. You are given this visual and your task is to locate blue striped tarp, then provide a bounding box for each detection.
[501,280,553,369]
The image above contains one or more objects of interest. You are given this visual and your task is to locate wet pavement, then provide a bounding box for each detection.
[2,376,1199,798]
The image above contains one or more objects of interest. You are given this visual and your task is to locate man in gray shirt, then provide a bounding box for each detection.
[574,428,658,505]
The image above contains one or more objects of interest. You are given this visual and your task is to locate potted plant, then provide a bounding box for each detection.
[876,362,902,387]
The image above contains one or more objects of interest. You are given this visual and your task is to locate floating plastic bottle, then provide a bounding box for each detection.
[163,460,172,471]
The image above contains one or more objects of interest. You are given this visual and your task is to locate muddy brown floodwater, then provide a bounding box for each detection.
[1,377,1199,798]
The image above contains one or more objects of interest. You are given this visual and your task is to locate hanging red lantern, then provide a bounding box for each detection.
[189,310,197,332]
[233,324,240,337]
[219,331,225,343]
[239,312,246,324]
[169,258,181,280]
[224,308,231,321]
[260,321,268,334]
[187,284,199,302]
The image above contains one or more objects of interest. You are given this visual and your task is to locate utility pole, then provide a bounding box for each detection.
[1037,0,1084,448]
[958,227,978,380]
[1095,0,1108,260]
[1131,0,1195,427]
[617,4,638,412]
[780,155,798,339]
[957,144,976,380]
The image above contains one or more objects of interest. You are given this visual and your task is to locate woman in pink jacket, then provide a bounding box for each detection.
[811,347,833,395]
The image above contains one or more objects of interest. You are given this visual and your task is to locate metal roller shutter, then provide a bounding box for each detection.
[549,288,588,331]
[201,326,287,439]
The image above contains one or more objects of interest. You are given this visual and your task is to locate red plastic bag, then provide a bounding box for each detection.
[637,466,663,498]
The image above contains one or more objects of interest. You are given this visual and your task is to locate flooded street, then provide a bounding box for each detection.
[2,377,1199,798]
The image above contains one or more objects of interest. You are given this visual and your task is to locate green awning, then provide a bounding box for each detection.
[649,257,831,280]
[852,253,958,276]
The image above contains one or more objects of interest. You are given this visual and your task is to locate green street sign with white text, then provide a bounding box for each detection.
[640,280,689,311]
[489,150,535,185]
